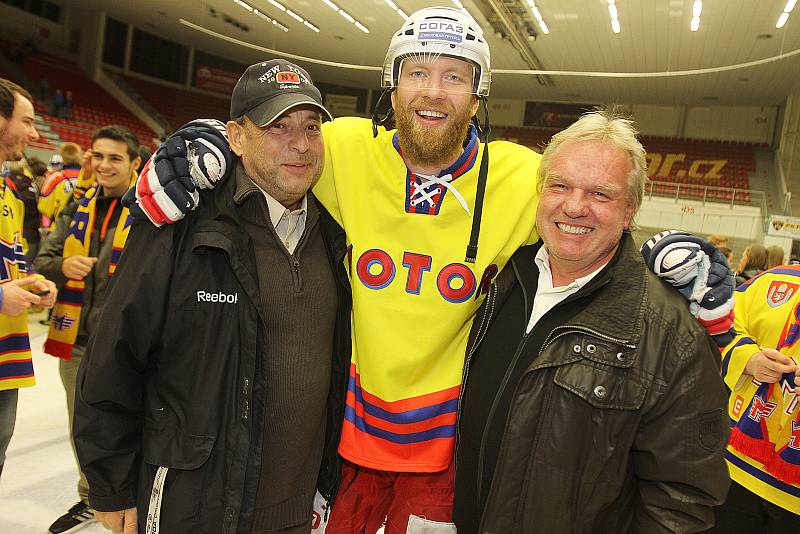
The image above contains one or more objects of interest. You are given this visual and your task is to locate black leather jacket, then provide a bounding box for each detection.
[455,234,730,534]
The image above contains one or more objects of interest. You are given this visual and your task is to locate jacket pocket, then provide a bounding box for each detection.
[138,425,217,533]
[142,425,215,469]
[554,359,647,410]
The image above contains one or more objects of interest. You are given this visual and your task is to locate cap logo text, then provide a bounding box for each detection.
[277,71,301,84]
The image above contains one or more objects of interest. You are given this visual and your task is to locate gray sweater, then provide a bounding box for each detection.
[232,167,338,533]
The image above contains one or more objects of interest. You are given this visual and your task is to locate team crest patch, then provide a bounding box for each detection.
[767,280,798,308]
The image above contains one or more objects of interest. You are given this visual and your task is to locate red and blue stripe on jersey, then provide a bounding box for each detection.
[342,363,460,471]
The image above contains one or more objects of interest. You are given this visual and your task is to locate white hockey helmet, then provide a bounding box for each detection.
[382,7,491,97]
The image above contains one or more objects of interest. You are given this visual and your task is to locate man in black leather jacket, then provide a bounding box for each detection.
[453,109,730,533]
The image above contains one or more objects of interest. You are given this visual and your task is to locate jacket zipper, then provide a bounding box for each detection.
[472,259,531,511]
[539,325,636,356]
[453,284,497,481]
[241,377,250,421]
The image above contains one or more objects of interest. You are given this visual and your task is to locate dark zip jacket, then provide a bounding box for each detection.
[454,233,730,533]
[73,170,351,534]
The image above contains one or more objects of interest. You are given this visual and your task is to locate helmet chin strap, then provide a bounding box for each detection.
[465,96,491,264]
[371,88,395,138]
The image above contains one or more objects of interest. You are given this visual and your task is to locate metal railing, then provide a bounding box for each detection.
[645,180,767,213]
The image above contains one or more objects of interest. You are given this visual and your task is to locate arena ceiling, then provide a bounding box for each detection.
[61,0,800,106]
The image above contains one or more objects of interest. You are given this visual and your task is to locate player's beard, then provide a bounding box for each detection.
[394,98,474,168]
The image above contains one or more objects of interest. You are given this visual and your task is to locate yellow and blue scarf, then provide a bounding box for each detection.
[44,174,135,360]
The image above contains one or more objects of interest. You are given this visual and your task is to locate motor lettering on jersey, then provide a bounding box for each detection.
[355,248,495,303]
[475,263,498,300]
[356,249,396,290]
[402,252,432,295]
[437,263,476,303]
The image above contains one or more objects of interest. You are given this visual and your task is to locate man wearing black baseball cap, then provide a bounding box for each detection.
[73,59,351,534]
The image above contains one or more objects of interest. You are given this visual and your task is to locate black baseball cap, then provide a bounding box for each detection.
[230,59,333,126]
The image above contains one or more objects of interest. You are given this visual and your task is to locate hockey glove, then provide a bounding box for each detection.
[123,119,232,226]
[640,230,736,347]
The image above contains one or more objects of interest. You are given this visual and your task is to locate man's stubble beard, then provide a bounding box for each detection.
[394,99,474,168]
[0,126,22,162]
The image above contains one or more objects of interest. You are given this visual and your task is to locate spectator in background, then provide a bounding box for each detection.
[767,245,786,270]
[5,161,40,264]
[709,234,730,249]
[137,145,152,175]
[720,246,734,267]
[48,152,63,174]
[38,76,49,103]
[35,125,142,534]
[736,245,769,286]
[0,77,57,480]
[52,89,65,118]
[39,142,82,230]
[64,90,73,120]
[28,156,47,192]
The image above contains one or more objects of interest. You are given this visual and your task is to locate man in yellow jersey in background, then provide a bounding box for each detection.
[713,264,800,532]
[0,77,57,479]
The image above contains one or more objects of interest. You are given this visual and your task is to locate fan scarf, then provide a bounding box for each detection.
[0,177,35,389]
[43,174,135,360]
[724,267,800,491]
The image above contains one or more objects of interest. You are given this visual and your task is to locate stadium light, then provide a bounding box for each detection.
[608,0,621,34]
[320,0,371,33]
[777,0,796,28]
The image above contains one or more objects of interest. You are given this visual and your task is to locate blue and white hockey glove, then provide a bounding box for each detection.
[123,119,232,226]
[640,230,736,347]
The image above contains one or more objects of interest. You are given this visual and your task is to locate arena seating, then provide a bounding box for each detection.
[642,137,760,203]
[118,73,230,133]
[492,126,760,204]
[492,126,553,152]
[0,41,157,149]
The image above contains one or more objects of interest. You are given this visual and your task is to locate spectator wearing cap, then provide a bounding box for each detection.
[72,59,350,534]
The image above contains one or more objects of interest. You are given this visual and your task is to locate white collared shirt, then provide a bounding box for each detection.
[525,246,609,333]
[254,183,307,254]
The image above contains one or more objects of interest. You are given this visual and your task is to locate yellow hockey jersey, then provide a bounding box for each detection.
[38,166,81,222]
[722,265,800,513]
[0,178,34,390]
[314,117,540,472]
